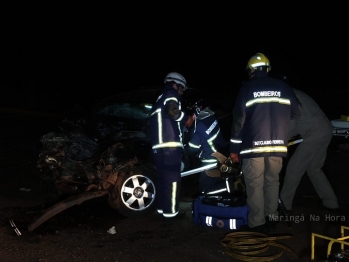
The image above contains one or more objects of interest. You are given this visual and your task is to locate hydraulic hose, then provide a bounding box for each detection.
[220,231,299,261]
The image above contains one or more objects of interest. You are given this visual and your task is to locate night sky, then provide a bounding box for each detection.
[2,9,348,118]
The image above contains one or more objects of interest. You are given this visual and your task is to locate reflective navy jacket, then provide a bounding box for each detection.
[149,83,189,151]
[188,108,228,163]
[230,71,302,159]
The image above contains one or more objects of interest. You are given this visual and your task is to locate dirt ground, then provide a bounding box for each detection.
[1,108,349,262]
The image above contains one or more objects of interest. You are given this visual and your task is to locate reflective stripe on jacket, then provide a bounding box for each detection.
[230,71,302,159]
[149,83,189,150]
[188,108,228,162]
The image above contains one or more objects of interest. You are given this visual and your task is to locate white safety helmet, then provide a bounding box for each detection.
[164,72,187,90]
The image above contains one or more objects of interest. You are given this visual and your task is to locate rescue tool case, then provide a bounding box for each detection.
[192,195,249,230]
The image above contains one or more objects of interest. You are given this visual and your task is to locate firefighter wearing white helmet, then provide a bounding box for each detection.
[149,72,194,219]
[229,53,302,233]
[164,72,187,91]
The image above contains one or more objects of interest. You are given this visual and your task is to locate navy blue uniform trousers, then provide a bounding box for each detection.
[153,148,182,217]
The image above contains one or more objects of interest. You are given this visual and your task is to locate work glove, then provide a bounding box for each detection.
[185,114,195,127]
[230,153,239,163]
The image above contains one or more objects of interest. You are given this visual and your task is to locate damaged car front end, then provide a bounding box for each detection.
[28,87,233,231]
[29,89,160,231]
[30,129,157,231]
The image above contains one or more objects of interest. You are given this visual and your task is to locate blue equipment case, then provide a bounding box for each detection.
[192,195,249,230]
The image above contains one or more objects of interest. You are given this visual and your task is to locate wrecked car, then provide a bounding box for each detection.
[29,87,234,231]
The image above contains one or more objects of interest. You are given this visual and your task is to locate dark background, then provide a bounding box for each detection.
[1,9,349,262]
[2,7,349,119]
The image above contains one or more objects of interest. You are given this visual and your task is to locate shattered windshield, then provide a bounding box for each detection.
[92,88,161,121]
[96,102,153,120]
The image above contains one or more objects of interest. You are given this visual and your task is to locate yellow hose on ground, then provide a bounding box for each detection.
[220,231,299,261]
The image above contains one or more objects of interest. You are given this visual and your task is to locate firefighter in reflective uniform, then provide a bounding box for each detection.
[280,88,339,211]
[149,72,194,219]
[229,53,302,233]
[187,100,229,194]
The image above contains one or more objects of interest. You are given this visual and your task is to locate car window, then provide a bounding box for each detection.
[97,102,153,119]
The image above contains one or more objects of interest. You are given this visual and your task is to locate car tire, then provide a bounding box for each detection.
[109,164,157,218]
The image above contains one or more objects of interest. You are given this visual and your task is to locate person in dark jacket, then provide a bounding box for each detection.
[229,53,302,233]
[280,88,339,211]
[187,100,229,194]
[149,72,194,219]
